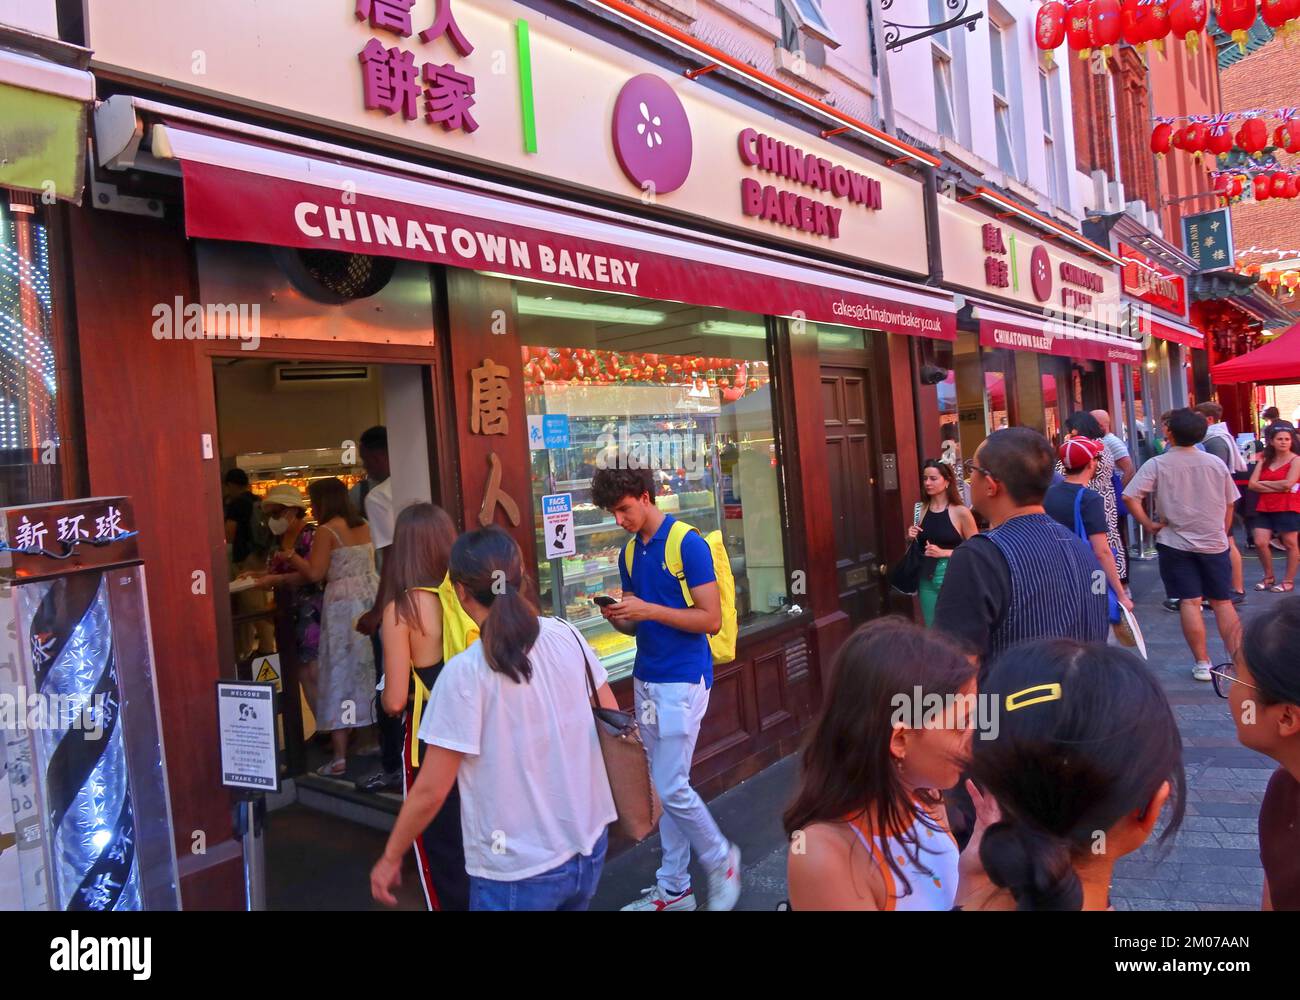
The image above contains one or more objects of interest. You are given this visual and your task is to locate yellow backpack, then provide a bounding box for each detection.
[406,576,480,767]
[622,520,737,665]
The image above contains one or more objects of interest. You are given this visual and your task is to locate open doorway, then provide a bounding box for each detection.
[213,355,438,909]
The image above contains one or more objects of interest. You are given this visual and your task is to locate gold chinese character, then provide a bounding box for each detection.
[470,358,511,436]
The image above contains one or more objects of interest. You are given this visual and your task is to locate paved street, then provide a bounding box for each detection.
[592,540,1279,912]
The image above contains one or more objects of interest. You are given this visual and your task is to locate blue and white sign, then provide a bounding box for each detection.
[541,493,576,559]
[527,414,572,451]
[1182,208,1234,272]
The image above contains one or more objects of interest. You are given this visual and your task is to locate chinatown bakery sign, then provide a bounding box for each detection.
[83,0,931,278]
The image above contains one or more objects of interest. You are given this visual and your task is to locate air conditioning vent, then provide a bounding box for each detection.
[273,247,397,303]
[272,365,373,391]
[784,636,810,683]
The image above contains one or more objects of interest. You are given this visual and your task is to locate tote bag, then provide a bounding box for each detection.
[889,503,926,597]
[562,622,662,842]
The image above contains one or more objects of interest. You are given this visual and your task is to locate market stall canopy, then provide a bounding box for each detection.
[1211,321,1300,385]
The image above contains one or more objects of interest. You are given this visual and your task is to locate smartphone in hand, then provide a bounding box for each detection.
[593,595,620,607]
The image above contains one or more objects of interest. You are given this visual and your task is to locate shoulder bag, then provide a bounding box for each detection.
[889,502,927,597]
[561,621,662,842]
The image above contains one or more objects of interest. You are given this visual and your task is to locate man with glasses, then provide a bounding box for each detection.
[935,427,1109,663]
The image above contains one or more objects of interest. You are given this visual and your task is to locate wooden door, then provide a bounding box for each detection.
[820,366,883,627]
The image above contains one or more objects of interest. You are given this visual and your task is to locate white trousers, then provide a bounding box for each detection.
[634,678,729,895]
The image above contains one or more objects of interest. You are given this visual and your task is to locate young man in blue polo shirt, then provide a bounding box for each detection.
[592,467,741,911]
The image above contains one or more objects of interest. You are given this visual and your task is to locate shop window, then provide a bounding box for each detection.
[518,283,788,679]
[0,199,61,507]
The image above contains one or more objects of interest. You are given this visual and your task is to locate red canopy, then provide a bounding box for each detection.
[1211,321,1300,385]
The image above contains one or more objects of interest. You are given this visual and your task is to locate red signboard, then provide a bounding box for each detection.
[178,156,956,340]
[1119,241,1187,316]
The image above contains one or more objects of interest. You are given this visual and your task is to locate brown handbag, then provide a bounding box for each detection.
[563,622,662,842]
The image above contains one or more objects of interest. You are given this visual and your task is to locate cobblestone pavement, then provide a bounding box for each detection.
[1110,544,1274,912]
[592,540,1279,912]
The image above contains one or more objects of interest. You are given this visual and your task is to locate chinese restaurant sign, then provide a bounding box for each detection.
[1181,208,1234,272]
[1118,242,1187,318]
[83,0,929,277]
[938,197,1120,329]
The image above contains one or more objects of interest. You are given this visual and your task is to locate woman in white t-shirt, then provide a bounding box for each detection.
[371,526,619,911]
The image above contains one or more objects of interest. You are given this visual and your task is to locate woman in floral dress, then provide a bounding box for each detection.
[252,485,323,704]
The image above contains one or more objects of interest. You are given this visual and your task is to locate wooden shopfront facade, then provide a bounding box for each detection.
[59,0,962,907]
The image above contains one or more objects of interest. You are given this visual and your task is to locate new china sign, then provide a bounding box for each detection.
[1119,242,1187,317]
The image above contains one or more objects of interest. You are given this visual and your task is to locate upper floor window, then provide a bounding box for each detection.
[778,0,839,48]
[931,0,958,140]
[990,22,1020,179]
[1040,66,1060,205]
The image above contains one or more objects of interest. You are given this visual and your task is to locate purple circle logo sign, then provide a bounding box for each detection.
[612,74,692,195]
[1030,245,1053,303]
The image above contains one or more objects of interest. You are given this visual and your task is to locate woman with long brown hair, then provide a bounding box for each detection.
[785,618,977,910]
[907,460,978,625]
[376,502,469,911]
[372,527,620,911]
[287,476,378,776]
[1249,424,1300,592]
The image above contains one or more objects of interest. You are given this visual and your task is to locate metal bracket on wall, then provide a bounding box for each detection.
[88,173,165,218]
[880,0,983,51]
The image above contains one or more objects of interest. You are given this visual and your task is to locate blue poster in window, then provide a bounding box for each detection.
[542,415,570,449]
[1181,208,1233,272]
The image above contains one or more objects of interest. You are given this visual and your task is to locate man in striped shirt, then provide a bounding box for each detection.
[935,427,1110,662]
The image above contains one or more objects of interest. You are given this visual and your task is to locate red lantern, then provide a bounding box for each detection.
[1089,0,1123,55]
[1036,1,1068,64]
[1217,0,1257,52]
[1206,125,1234,156]
[1145,0,1172,52]
[1278,120,1300,153]
[1260,0,1299,33]
[1120,0,1151,46]
[1254,174,1272,201]
[1272,172,1291,198]
[1212,173,1233,202]
[1066,0,1093,57]
[1231,174,1245,197]
[1171,124,1191,151]
[1168,0,1208,54]
[1237,116,1269,157]
[1182,120,1209,159]
[1290,175,1300,199]
[1150,121,1174,156]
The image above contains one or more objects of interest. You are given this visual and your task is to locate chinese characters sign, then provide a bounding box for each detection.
[1,498,139,580]
[356,0,479,133]
[467,357,520,527]
[1181,208,1234,273]
[983,223,1009,289]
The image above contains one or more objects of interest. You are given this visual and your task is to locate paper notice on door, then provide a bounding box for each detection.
[542,493,576,559]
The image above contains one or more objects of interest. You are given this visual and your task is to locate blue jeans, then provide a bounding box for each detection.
[468,829,608,911]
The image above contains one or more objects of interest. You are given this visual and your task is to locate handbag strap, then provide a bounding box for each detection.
[558,618,600,707]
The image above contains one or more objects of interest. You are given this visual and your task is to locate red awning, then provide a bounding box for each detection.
[1211,321,1300,384]
[151,124,956,341]
[973,304,1144,365]
[1137,312,1204,349]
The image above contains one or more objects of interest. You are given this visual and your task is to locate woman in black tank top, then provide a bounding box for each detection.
[907,460,978,626]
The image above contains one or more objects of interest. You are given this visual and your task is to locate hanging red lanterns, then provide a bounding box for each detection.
[1260,0,1299,35]
[1237,116,1270,158]
[1212,172,1233,202]
[1254,174,1273,201]
[1121,0,1149,49]
[1168,0,1208,54]
[1231,174,1245,197]
[1279,119,1300,154]
[1217,0,1258,52]
[1066,0,1094,58]
[1151,121,1175,156]
[1182,119,1209,159]
[1145,0,1173,53]
[1036,1,1068,64]
[1206,124,1235,156]
[1089,0,1123,57]
[1272,172,1291,199]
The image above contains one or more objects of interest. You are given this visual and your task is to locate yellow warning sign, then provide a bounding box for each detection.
[253,656,281,690]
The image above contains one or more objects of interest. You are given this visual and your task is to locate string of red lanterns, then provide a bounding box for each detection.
[518,346,771,404]
[1150,109,1300,161]
[1037,1,1299,65]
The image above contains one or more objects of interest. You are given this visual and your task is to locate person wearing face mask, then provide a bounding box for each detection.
[252,485,323,710]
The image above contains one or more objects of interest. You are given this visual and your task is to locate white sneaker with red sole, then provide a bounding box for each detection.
[621,885,697,911]
[705,842,742,911]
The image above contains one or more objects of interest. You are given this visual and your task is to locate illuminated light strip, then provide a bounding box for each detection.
[580,0,940,169]
[974,187,1123,267]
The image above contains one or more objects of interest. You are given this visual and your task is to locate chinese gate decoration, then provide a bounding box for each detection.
[355,0,479,133]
